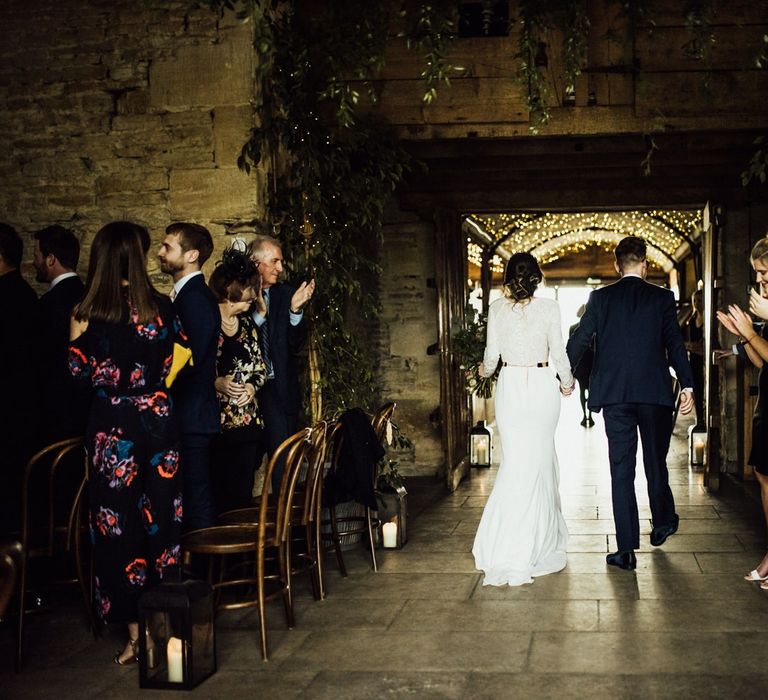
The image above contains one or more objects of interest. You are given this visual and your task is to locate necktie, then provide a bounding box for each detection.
[261,289,273,377]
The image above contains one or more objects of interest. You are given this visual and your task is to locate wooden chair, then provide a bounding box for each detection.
[182,428,311,661]
[16,437,95,671]
[219,422,330,601]
[0,540,22,620]
[324,402,397,576]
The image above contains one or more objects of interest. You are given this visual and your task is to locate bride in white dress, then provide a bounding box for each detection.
[472,253,575,586]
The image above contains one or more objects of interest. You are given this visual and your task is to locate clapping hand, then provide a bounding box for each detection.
[726,304,755,338]
[749,289,768,321]
[290,279,316,313]
[716,309,739,336]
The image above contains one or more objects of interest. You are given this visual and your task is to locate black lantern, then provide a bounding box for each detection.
[688,425,706,467]
[138,579,216,690]
[470,420,492,468]
[376,485,408,549]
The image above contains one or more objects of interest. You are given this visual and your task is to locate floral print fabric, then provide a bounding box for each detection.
[68,294,186,625]
[216,313,268,432]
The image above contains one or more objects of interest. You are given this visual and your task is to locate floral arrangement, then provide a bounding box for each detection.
[452,305,498,398]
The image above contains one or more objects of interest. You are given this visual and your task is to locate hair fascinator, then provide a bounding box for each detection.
[218,245,256,278]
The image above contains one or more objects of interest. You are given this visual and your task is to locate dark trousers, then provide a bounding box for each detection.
[211,428,265,515]
[180,432,217,532]
[257,380,299,492]
[602,403,676,551]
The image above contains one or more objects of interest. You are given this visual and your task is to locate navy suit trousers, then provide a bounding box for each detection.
[602,404,676,551]
[181,432,217,531]
[258,379,299,492]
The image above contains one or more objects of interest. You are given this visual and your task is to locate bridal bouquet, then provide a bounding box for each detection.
[452,307,498,398]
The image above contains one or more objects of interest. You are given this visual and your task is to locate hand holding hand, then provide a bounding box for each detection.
[713,349,734,361]
[234,383,256,407]
[290,279,315,313]
[728,304,755,338]
[560,383,574,397]
[679,389,695,415]
[749,289,768,321]
[215,375,248,399]
[716,309,739,336]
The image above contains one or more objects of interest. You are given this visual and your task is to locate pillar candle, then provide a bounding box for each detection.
[693,441,705,464]
[167,636,183,683]
[382,521,397,548]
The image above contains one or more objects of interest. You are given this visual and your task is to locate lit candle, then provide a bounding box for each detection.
[167,636,183,683]
[476,442,488,465]
[382,521,397,548]
[693,441,705,464]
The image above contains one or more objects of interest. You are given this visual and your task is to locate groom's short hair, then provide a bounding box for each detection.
[615,236,647,270]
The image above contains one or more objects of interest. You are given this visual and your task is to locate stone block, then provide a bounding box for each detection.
[117,89,150,115]
[169,167,261,221]
[96,169,168,195]
[213,105,252,168]
[149,24,254,109]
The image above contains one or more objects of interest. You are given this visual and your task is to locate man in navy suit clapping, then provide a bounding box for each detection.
[159,223,220,530]
[249,236,315,488]
[567,236,695,571]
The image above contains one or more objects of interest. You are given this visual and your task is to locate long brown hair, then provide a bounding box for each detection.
[76,221,158,324]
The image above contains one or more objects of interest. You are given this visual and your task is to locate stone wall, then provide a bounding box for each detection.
[378,207,442,476]
[1,0,264,293]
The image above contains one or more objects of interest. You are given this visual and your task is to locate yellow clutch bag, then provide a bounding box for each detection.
[164,343,193,388]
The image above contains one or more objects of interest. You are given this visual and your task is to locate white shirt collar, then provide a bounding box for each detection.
[621,273,644,280]
[172,270,203,298]
[50,271,78,289]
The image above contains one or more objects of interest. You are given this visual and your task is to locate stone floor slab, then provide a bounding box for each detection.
[302,671,468,700]
[286,630,532,672]
[391,599,599,632]
[471,573,640,600]
[599,598,768,632]
[529,631,768,674]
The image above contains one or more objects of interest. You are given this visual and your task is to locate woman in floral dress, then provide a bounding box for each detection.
[69,221,186,664]
[208,246,268,514]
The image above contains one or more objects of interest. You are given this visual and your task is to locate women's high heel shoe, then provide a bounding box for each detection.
[744,569,768,582]
[113,637,139,665]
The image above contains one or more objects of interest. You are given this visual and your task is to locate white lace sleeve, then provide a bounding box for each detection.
[548,302,574,388]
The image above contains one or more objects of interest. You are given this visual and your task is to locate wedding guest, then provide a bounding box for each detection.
[69,221,185,664]
[0,223,37,535]
[158,222,220,531]
[717,236,768,586]
[249,235,314,487]
[209,246,268,513]
[33,225,89,442]
[684,288,705,429]
[569,304,594,428]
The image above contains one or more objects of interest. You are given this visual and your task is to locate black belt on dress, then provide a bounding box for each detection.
[502,362,548,367]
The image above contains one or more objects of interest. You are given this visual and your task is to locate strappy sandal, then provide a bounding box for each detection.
[760,579,768,591]
[113,637,139,665]
[744,569,768,582]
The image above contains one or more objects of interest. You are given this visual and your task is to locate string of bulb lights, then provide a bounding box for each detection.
[465,210,703,272]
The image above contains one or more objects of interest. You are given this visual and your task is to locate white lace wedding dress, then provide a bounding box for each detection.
[472,296,574,586]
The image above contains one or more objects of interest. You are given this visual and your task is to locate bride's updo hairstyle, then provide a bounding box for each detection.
[503,252,543,302]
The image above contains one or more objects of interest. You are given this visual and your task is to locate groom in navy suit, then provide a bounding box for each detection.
[159,222,220,530]
[567,236,695,570]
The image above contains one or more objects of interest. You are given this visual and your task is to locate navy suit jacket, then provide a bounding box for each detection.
[172,274,221,435]
[566,276,694,412]
[261,283,306,415]
[38,275,89,439]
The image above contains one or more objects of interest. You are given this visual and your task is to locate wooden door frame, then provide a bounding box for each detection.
[434,207,471,491]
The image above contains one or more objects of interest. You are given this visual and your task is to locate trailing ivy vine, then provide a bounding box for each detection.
[200,0,456,419]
